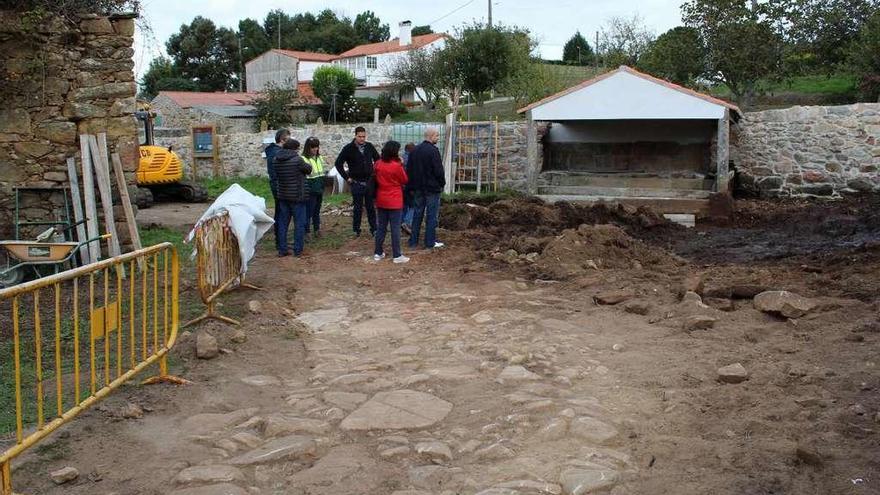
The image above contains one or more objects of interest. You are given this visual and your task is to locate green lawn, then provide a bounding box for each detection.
[201,176,349,209]
[708,74,858,98]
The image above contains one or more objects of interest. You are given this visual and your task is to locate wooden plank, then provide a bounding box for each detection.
[111,152,144,270]
[88,134,121,259]
[65,157,91,265]
[79,134,102,262]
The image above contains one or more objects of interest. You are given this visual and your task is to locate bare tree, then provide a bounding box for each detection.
[599,14,655,67]
[384,48,445,110]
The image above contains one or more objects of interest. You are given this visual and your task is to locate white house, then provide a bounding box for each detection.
[333,21,446,98]
[245,49,335,91]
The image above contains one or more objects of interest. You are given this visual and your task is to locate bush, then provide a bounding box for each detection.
[312,66,357,104]
[376,93,407,118]
[252,82,299,130]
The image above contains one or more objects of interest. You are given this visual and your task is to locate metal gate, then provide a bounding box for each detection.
[391,122,447,159]
[452,120,499,193]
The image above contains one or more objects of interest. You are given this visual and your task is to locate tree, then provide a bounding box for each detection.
[502,63,570,106]
[412,25,433,36]
[262,9,360,54]
[166,16,240,91]
[238,18,270,64]
[385,48,448,109]
[311,65,357,104]
[682,0,784,107]
[443,23,534,105]
[139,56,177,99]
[785,0,880,71]
[562,31,593,65]
[252,81,299,130]
[599,15,655,67]
[850,11,880,100]
[354,10,390,44]
[638,26,706,86]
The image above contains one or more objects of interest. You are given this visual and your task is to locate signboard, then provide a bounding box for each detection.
[192,126,216,158]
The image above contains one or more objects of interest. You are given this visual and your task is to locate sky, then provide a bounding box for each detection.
[133,0,685,78]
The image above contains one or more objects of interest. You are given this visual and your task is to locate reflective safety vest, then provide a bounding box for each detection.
[303,156,326,179]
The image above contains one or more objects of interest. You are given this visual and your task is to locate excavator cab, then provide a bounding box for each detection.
[133,109,207,207]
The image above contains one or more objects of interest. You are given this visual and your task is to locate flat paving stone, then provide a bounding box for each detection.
[228,434,316,466]
[297,307,349,332]
[348,318,411,339]
[181,408,259,436]
[175,465,245,485]
[341,389,453,430]
[323,391,369,410]
[169,484,248,495]
[569,417,619,444]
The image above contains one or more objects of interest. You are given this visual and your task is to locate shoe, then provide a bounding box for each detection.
[431,242,445,249]
[278,251,290,257]
[393,255,410,264]
[401,224,412,235]
[373,253,385,261]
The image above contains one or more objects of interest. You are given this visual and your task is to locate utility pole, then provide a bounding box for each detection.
[237,34,244,92]
[595,31,600,69]
[488,0,492,28]
[277,12,281,48]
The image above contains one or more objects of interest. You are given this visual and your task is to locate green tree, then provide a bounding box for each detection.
[311,65,357,104]
[850,11,880,100]
[238,18,270,63]
[385,47,446,109]
[252,81,299,130]
[354,10,390,43]
[166,16,241,91]
[638,26,706,86]
[785,0,880,71]
[412,25,434,36]
[562,31,593,65]
[443,23,534,105]
[682,0,784,107]
[599,14,655,66]
[154,77,200,93]
[139,56,178,99]
[502,63,570,106]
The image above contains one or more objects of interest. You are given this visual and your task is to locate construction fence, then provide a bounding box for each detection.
[0,243,179,495]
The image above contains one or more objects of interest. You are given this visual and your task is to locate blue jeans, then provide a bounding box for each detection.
[306,192,322,234]
[375,208,403,258]
[409,192,440,249]
[350,181,376,235]
[402,204,414,227]
[276,200,308,255]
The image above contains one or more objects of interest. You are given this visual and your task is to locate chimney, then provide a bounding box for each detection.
[399,20,412,46]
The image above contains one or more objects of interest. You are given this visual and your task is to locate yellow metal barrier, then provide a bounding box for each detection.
[183,213,258,328]
[0,243,179,495]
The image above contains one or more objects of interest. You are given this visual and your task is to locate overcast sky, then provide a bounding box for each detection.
[133,0,685,78]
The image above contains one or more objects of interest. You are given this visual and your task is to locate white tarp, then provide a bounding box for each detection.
[186,184,274,274]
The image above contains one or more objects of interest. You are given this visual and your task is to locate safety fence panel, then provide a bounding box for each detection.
[391,122,447,160]
[0,243,179,495]
[453,120,499,193]
[184,213,258,328]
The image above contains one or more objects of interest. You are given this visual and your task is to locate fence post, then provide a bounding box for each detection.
[1,461,11,495]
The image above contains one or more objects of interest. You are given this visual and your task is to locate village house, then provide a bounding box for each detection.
[245,49,336,91]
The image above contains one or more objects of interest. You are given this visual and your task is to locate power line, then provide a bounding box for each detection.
[428,0,476,26]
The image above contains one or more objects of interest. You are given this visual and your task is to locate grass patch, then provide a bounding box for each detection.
[202,176,274,207]
[708,73,858,97]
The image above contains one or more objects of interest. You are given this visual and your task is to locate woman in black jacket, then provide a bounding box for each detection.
[273,139,312,257]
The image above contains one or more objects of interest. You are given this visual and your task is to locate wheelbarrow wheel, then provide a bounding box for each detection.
[0,266,23,288]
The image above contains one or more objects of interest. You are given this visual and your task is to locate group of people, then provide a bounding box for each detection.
[265,126,446,263]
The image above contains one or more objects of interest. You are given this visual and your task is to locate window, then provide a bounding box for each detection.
[356,57,365,70]
[367,56,377,69]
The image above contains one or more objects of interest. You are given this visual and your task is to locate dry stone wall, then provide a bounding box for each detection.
[0,11,138,239]
[733,103,880,197]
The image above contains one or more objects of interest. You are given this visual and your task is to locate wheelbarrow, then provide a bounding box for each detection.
[0,234,111,288]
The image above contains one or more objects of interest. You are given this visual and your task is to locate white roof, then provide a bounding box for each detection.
[520,66,740,121]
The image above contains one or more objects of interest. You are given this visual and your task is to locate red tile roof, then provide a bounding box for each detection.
[273,49,336,62]
[296,82,321,105]
[517,65,741,116]
[158,91,255,108]
[336,33,446,58]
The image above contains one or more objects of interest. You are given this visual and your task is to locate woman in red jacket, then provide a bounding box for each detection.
[373,140,410,264]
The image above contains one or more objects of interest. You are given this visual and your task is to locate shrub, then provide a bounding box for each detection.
[312,66,357,104]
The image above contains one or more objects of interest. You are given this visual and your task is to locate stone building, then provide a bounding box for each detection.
[0,10,138,239]
[245,49,335,89]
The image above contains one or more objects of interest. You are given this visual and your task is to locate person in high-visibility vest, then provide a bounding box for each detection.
[302,137,328,239]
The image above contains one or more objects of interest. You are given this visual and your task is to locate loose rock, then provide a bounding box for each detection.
[594,290,635,305]
[559,467,619,495]
[228,435,316,466]
[683,315,717,331]
[230,329,248,344]
[415,441,453,462]
[717,363,749,384]
[497,365,541,382]
[754,291,816,319]
[50,466,79,485]
[196,332,219,359]
[175,465,245,485]
[247,300,262,313]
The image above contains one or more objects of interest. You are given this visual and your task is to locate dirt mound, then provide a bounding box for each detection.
[530,224,685,280]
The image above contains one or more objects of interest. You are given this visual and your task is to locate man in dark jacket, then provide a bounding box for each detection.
[405,128,445,249]
[334,126,380,237]
[274,139,312,257]
[265,128,290,242]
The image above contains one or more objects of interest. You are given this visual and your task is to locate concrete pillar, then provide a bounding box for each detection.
[715,109,730,193]
[526,110,538,194]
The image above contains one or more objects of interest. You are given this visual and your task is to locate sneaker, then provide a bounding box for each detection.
[401,224,412,235]
[393,255,410,264]
[431,241,445,249]
[373,253,385,261]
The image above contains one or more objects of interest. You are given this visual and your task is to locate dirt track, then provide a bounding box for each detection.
[8,197,880,495]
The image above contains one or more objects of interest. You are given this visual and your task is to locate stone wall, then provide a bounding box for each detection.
[151,94,257,135]
[0,11,138,240]
[155,121,544,192]
[733,103,880,197]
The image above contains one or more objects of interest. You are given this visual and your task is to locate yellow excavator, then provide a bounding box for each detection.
[134,109,207,208]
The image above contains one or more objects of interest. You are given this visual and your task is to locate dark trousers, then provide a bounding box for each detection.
[276,200,308,255]
[375,208,403,258]
[306,192,322,234]
[350,181,376,235]
[409,192,440,249]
